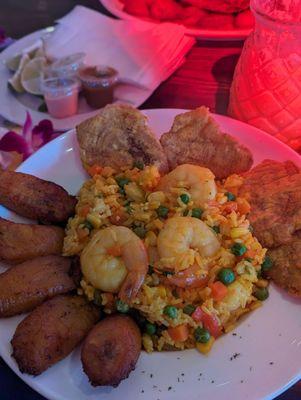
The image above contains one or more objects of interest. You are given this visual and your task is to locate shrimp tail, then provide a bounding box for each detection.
[118,271,145,303]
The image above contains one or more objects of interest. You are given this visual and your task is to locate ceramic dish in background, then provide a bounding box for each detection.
[100,0,252,40]
[0,109,300,400]
[0,29,152,130]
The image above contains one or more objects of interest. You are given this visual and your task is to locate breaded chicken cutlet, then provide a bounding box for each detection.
[76,104,169,174]
[160,107,253,179]
[240,159,301,297]
[0,256,78,317]
[11,295,99,375]
[0,170,76,225]
[0,217,64,264]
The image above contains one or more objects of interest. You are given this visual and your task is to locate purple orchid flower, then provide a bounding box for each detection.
[0,112,62,169]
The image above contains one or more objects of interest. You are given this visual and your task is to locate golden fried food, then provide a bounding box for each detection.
[123,0,150,17]
[239,160,301,248]
[11,295,99,375]
[0,256,78,317]
[234,9,254,29]
[0,170,76,224]
[160,106,253,179]
[0,217,64,264]
[184,0,249,14]
[81,315,141,387]
[150,0,183,20]
[267,240,301,297]
[200,11,235,30]
[76,104,169,174]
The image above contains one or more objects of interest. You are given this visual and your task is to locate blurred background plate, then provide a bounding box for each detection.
[100,0,252,40]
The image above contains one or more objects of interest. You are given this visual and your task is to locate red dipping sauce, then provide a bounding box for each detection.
[79,66,118,109]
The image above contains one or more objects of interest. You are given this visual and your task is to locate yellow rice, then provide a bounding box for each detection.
[63,164,267,354]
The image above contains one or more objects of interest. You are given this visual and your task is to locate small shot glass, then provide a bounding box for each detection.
[41,77,79,119]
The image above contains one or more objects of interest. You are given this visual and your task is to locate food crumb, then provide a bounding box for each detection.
[199,373,202,376]
[240,380,244,383]
[181,373,185,376]
[177,377,180,382]
[177,357,181,360]
[141,389,144,393]
[150,374,153,378]
[249,366,253,371]
[168,386,172,391]
[230,352,241,361]
[269,362,274,365]
[232,333,237,336]
[211,380,215,384]
[141,370,145,374]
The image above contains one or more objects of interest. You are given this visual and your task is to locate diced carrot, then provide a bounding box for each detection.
[245,249,256,259]
[222,201,238,214]
[109,208,127,225]
[168,324,189,342]
[77,227,89,240]
[107,245,122,257]
[209,281,228,302]
[237,197,251,215]
[79,205,90,218]
[191,306,204,323]
[88,164,102,177]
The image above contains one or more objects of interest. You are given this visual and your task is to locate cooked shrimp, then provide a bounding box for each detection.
[157,217,220,288]
[157,164,216,206]
[81,226,148,303]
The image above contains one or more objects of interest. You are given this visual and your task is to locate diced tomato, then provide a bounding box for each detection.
[107,245,122,257]
[209,281,228,302]
[191,306,204,322]
[167,324,189,342]
[237,197,251,215]
[88,164,102,177]
[202,312,221,338]
[222,201,238,214]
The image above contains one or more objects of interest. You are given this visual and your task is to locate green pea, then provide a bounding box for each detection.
[226,192,236,201]
[212,225,220,234]
[254,287,269,301]
[261,256,273,272]
[133,226,147,239]
[163,305,178,319]
[133,160,145,170]
[116,299,130,313]
[191,208,203,219]
[231,242,247,256]
[183,304,196,315]
[156,205,169,218]
[180,193,190,204]
[83,220,94,231]
[116,177,131,188]
[93,289,103,307]
[194,327,211,343]
[145,322,156,335]
[218,268,235,286]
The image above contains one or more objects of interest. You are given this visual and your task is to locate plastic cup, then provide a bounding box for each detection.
[78,65,118,109]
[47,52,85,78]
[41,77,79,119]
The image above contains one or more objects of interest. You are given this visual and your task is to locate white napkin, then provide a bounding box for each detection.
[44,5,195,90]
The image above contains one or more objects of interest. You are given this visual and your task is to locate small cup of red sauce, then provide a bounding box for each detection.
[78,65,118,109]
[41,77,79,119]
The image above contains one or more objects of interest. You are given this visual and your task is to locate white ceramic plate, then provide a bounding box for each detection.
[0,29,152,130]
[0,109,301,400]
[100,0,252,40]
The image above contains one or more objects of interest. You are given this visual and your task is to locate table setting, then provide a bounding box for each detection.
[0,1,300,400]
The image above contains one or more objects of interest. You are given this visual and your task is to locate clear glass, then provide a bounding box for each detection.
[228,0,301,150]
